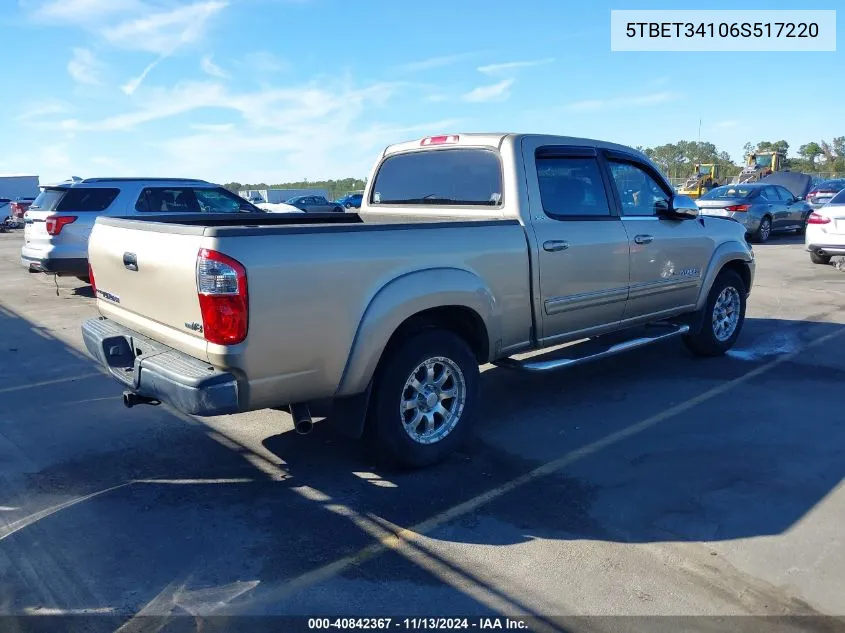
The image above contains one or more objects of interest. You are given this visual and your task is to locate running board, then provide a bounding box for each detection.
[494,323,690,373]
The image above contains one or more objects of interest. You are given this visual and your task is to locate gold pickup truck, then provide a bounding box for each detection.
[82,133,754,468]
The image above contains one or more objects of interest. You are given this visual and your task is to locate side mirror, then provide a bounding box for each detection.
[658,195,699,219]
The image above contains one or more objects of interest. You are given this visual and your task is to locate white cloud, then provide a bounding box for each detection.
[566,91,681,111]
[398,53,477,72]
[17,102,68,121]
[201,55,229,78]
[462,79,514,103]
[38,72,461,183]
[243,50,288,73]
[477,58,554,75]
[25,0,229,93]
[31,0,144,21]
[121,55,167,95]
[67,48,103,85]
[103,1,227,55]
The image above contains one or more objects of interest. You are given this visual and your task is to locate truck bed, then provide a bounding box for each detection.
[87,212,533,411]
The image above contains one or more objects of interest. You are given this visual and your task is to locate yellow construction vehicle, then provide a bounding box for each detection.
[677,163,722,198]
[731,150,786,184]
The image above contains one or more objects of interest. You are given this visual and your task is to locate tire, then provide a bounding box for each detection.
[367,329,479,469]
[345,202,353,209]
[332,206,344,213]
[810,250,831,265]
[682,269,747,357]
[796,214,808,235]
[752,216,772,243]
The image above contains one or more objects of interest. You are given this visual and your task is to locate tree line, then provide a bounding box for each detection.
[639,137,845,180]
[223,177,367,201]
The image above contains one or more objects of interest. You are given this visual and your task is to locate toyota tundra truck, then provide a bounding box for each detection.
[82,134,755,468]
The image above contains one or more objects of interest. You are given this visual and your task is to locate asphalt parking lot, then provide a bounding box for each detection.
[1,229,845,631]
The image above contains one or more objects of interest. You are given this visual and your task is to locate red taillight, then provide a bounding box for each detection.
[10,202,25,218]
[88,263,96,292]
[807,212,831,225]
[45,215,77,235]
[420,134,459,146]
[725,204,750,212]
[196,248,248,345]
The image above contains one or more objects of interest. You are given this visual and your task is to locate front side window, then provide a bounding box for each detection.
[536,156,610,217]
[608,161,670,216]
[371,148,503,206]
[194,187,257,213]
[135,188,198,213]
[776,186,795,202]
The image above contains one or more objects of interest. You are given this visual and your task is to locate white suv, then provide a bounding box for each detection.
[21,178,263,279]
[805,188,845,265]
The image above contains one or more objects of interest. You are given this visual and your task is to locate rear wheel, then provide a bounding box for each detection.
[367,329,479,469]
[810,250,831,265]
[332,205,344,213]
[682,269,746,357]
[752,216,772,243]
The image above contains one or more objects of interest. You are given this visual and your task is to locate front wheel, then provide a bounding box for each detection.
[367,329,479,469]
[810,250,831,265]
[682,269,747,357]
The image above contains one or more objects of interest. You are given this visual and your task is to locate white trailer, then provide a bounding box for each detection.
[0,174,40,200]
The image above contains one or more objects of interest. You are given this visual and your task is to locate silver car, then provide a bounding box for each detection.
[21,178,263,279]
[695,182,812,243]
[806,178,845,210]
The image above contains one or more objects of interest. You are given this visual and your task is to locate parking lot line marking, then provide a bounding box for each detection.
[0,483,131,543]
[0,372,104,395]
[271,326,845,599]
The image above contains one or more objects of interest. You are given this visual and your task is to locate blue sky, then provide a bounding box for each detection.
[1,0,842,184]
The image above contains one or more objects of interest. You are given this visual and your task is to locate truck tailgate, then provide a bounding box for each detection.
[88,221,209,362]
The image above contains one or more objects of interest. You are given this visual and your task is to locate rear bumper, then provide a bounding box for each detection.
[807,244,845,256]
[82,317,241,416]
[20,251,88,277]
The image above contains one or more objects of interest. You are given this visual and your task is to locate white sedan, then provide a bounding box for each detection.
[257,202,305,213]
[806,188,845,264]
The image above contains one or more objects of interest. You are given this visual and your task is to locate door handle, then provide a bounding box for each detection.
[123,252,138,271]
[543,240,569,252]
[634,234,654,245]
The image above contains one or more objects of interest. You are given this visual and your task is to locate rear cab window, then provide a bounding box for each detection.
[370,148,503,207]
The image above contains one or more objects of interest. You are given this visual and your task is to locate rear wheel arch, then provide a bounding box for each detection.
[335,269,498,397]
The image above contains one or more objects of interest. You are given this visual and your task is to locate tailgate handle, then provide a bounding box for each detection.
[123,252,138,271]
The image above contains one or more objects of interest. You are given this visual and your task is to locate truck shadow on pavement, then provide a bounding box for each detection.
[1,300,844,620]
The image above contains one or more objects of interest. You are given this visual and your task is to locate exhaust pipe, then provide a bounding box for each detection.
[122,391,161,408]
[290,403,314,435]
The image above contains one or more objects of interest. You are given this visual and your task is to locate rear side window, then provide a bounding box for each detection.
[56,188,119,211]
[537,156,611,217]
[371,148,503,206]
[135,188,199,212]
[29,189,66,211]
